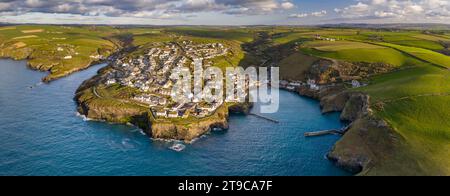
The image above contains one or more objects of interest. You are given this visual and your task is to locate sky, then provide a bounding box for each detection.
[0,0,449,25]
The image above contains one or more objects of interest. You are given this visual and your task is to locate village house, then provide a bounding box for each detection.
[352,80,364,88]
[155,109,167,118]
[307,79,320,90]
[106,41,230,119]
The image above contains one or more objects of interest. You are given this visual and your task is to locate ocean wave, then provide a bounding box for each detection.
[150,138,182,143]
[169,143,186,152]
[75,112,93,121]
[190,134,208,144]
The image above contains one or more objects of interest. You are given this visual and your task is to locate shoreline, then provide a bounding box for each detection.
[281,83,407,175]
[2,56,385,175]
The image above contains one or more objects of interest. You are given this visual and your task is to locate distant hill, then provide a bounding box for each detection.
[319,23,450,31]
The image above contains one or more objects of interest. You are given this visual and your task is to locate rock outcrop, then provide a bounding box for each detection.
[317,89,409,175]
[320,92,351,113]
[74,67,250,143]
[291,59,402,175]
[150,108,230,142]
[327,116,405,175]
[340,93,370,122]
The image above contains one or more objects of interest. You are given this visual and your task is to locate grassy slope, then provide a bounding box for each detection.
[91,27,252,125]
[319,30,446,51]
[376,42,450,68]
[281,27,450,175]
[301,44,414,67]
[0,25,119,81]
[358,64,450,175]
[2,25,448,174]
[167,27,254,43]
[304,40,385,51]
[279,52,319,81]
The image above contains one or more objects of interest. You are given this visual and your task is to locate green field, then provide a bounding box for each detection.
[277,28,450,175]
[167,27,254,43]
[304,40,385,51]
[375,42,450,68]
[0,25,119,81]
[301,46,414,67]
[354,63,450,175]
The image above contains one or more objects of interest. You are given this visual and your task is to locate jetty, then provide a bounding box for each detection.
[304,123,352,137]
[249,112,279,123]
[304,130,344,137]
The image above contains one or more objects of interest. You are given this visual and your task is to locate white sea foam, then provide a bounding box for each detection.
[169,143,186,152]
[190,134,208,144]
[75,112,93,121]
[150,138,181,143]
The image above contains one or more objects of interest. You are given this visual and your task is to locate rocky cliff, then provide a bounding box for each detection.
[150,107,230,143]
[292,59,408,175]
[74,70,247,143]
[317,90,416,175]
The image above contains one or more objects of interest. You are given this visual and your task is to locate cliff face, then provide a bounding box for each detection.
[339,93,370,122]
[77,98,148,124]
[327,116,402,174]
[320,92,376,174]
[297,84,346,100]
[74,70,247,143]
[317,90,426,175]
[305,60,395,85]
[151,108,230,142]
[320,92,350,113]
[0,46,32,61]
[76,92,235,143]
[294,61,409,175]
[1,41,116,83]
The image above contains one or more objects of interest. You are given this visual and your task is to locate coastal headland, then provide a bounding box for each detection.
[1,25,449,175]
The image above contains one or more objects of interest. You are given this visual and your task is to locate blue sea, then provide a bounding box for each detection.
[0,59,349,176]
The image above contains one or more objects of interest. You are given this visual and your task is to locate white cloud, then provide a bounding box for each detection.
[310,10,327,17]
[0,0,293,18]
[289,13,308,18]
[334,0,450,22]
[281,2,295,10]
[290,10,327,18]
[371,0,387,5]
[0,2,12,11]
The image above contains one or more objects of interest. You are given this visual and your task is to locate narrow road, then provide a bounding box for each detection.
[92,86,103,98]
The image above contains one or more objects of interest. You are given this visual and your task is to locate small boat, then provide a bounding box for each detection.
[169,143,186,152]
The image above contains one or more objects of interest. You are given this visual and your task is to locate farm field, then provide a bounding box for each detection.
[1,25,449,175]
[271,28,450,175]
[375,42,450,68]
[0,25,119,82]
[300,44,415,67]
[356,64,450,175]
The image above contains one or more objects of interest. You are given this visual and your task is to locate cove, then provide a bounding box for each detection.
[0,59,350,176]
